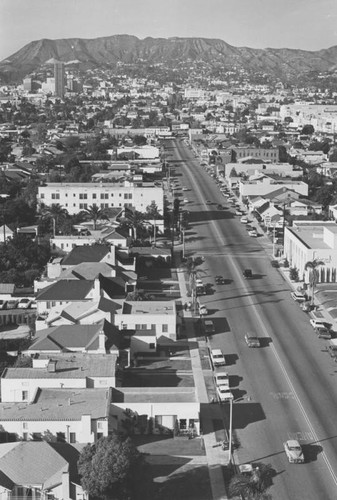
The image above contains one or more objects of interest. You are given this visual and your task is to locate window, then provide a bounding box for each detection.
[79,193,87,200]
[22,391,28,401]
[93,193,97,199]
[23,432,28,441]
[100,193,109,199]
[97,421,103,429]
[41,194,45,199]
[51,193,60,200]
[97,433,103,440]
[151,324,155,330]
[141,324,147,330]
[69,432,76,443]
[162,324,168,333]
[149,343,155,349]
[23,422,28,429]
[135,324,140,330]
[57,432,66,442]
[179,419,187,430]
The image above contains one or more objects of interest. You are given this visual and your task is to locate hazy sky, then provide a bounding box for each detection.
[1,0,337,61]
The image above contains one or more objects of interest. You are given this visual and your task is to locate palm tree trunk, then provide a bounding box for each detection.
[153,219,156,247]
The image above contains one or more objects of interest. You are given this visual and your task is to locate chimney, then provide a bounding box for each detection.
[62,471,70,500]
[98,329,106,353]
[93,278,101,301]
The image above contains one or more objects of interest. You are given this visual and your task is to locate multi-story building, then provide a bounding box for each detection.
[231,147,279,163]
[37,181,164,218]
[54,61,65,99]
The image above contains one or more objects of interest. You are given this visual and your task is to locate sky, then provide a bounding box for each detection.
[1,0,337,61]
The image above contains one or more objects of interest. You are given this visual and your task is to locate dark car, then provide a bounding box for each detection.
[271,260,279,268]
[243,269,253,279]
[217,204,224,210]
[215,275,226,284]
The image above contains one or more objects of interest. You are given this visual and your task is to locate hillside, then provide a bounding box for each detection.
[1,34,337,82]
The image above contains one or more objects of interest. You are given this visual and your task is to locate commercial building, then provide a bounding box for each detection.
[284,221,337,282]
[54,61,65,99]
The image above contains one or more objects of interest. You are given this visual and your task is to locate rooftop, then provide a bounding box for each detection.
[0,388,111,421]
[110,387,197,403]
[61,244,111,266]
[36,280,94,301]
[122,300,176,315]
[287,222,337,250]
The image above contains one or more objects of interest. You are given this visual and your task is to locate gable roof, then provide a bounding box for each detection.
[36,280,94,301]
[60,262,115,280]
[99,274,126,299]
[61,243,111,266]
[27,323,103,352]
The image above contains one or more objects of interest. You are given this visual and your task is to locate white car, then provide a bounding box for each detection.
[235,210,242,216]
[216,387,233,403]
[182,187,188,191]
[214,371,230,390]
[240,216,248,224]
[17,298,33,309]
[199,304,208,316]
[183,198,189,203]
[309,318,329,330]
[248,229,258,237]
[210,349,226,367]
[291,292,307,303]
[283,440,304,463]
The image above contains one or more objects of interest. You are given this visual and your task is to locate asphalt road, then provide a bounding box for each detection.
[165,138,337,500]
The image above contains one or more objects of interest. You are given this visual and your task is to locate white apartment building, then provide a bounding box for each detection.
[37,181,164,216]
[239,177,308,199]
[280,103,337,133]
[284,221,337,282]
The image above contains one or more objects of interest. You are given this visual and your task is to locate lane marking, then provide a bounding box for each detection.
[181,154,337,487]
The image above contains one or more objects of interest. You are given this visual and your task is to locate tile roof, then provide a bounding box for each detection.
[60,262,115,280]
[0,283,15,295]
[99,275,126,299]
[61,244,111,266]
[27,323,103,351]
[0,388,111,421]
[36,280,94,301]
[0,441,67,487]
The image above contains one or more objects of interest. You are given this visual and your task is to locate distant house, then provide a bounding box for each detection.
[289,199,323,216]
[0,225,14,243]
[0,441,87,500]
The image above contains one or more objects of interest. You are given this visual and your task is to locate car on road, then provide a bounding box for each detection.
[235,209,242,216]
[240,216,248,224]
[216,387,233,403]
[327,340,337,360]
[314,326,332,339]
[248,229,258,237]
[217,204,224,210]
[183,198,189,203]
[0,300,7,310]
[215,275,226,284]
[17,298,33,309]
[204,320,215,334]
[206,200,212,205]
[243,269,253,279]
[210,348,226,367]
[271,260,279,268]
[245,333,260,348]
[283,440,304,463]
[182,187,188,191]
[291,292,307,302]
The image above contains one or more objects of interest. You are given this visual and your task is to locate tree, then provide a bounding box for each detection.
[229,463,274,500]
[125,209,145,242]
[146,201,161,246]
[78,434,151,500]
[305,259,324,306]
[301,124,315,135]
[40,204,69,236]
[133,135,147,146]
[185,257,205,313]
[82,205,109,230]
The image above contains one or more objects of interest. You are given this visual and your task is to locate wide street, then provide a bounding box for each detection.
[165,138,337,500]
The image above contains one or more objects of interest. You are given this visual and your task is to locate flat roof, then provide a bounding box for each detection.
[122,301,176,315]
[0,388,110,421]
[111,387,197,403]
[287,223,337,250]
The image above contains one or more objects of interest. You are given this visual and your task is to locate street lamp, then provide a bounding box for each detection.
[227,394,247,465]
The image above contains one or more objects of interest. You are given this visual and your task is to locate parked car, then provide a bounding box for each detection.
[215,275,226,284]
[291,292,307,303]
[328,341,337,360]
[199,304,208,316]
[204,320,215,334]
[243,269,253,279]
[6,299,18,310]
[214,371,230,390]
[314,326,332,339]
[17,298,33,309]
[283,440,304,463]
[271,260,279,268]
[210,348,226,367]
[0,299,7,310]
[235,210,242,216]
[310,318,330,329]
[240,216,248,224]
[216,387,233,403]
[182,187,188,191]
[217,204,224,210]
[245,333,260,348]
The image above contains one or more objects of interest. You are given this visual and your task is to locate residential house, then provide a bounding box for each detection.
[0,387,112,443]
[1,353,118,403]
[0,441,87,500]
[239,177,308,200]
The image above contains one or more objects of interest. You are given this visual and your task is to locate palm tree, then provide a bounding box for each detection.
[82,205,109,230]
[40,204,69,237]
[146,201,161,247]
[305,259,325,306]
[185,257,205,314]
[125,209,145,242]
[229,463,274,500]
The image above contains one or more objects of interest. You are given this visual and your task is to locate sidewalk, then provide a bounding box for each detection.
[175,252,231,500]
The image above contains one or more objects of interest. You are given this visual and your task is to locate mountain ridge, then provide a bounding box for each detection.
[1,34,337,82]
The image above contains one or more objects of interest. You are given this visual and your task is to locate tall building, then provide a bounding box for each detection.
[54,61,65,98]
[23,77,32,92]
